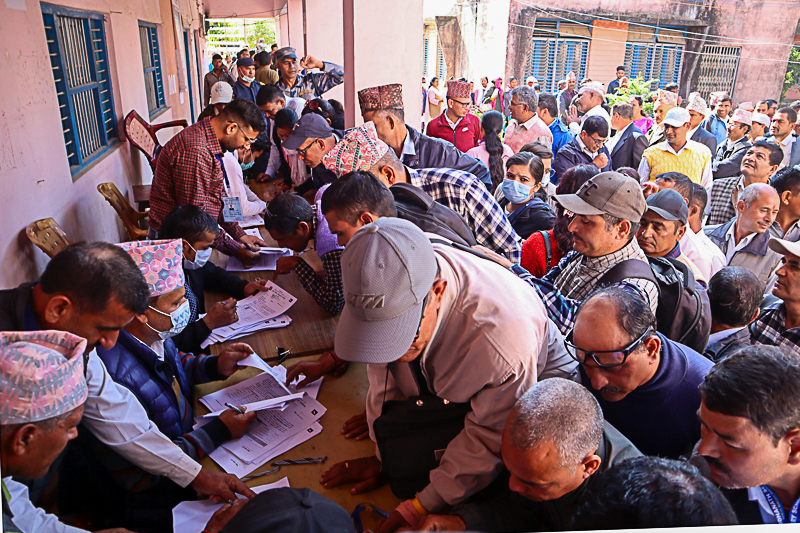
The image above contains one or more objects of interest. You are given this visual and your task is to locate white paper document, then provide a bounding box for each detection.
[226,248,292,271]
[240,214,264,228]
[172,477,290,533]
[199,393,305,418]
[223,285,297,329]
[244,228,262,239]
[201,314,292,349]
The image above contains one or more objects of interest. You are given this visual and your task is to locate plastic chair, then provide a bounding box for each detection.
[26,218,71,259]
[124,110,188,170]
[97,183,149,241]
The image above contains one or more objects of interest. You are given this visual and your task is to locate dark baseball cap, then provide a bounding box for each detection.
[274,46,298,62]
[237,57,255,68]
[554,171,646,222]
[283,113,334,151]
[645,188,688,225]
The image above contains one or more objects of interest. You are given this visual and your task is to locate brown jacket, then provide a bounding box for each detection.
[365,242,577,512]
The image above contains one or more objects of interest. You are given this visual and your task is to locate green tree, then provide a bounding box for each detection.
[605,74,659,115]
[245,19,276,50]
[782,47,800,102]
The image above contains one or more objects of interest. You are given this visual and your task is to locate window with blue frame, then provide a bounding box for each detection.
[42,3,117,177]
[139,22,166,116]
[624,26,685,90]
[524,20,591,93]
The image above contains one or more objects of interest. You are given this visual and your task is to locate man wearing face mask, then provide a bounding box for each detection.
[159,205,270,355]
[95,239,257,529]
[231,57,265,105]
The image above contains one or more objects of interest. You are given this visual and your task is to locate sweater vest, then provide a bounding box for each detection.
[642,140,711,184]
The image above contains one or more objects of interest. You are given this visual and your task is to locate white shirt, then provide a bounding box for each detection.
[605,122,632,154]
[569,104,612,136]
[637,140,713,191]
[576,135,598,159]
[5,477,87,533]
[224,151,267,217]
[81,350,201,487]
[680,228,726,280]
[779,134,796,168]
[723,221,755,263]
[443,110,464,131]
[747,486,780,524]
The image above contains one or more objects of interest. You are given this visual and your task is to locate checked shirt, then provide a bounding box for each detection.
[750,301,800,356]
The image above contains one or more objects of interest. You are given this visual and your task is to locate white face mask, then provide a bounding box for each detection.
[183,241,213,270]
[146,300,190,341]
[242,75,256,83]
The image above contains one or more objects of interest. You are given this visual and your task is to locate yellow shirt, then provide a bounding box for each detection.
[641,140,712,186]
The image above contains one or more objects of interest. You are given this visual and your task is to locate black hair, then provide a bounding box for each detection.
[553,164,599,254]
[630,94,644,107]
[581,284,656,345]
[302,98,335,123]
[616,65,625,72]
[582,115,609,137]
[655,172,693,202]
[771,165,800,195]
[429,77,439,88]
[690,183,708,212]
[263,193,314,235]
[320,171,397,224]
[519,142,553,160]
[212,54,223,61]
[506,152,544,186]
[778,107,798,123]
[251,136,270,153]
[328,99,345,116]
[271,43,278,50]
[253,50,271,67]
[159,204,220,243]
[256,84,285,107]
[665,82,679,92]
[751,139,785,167]
[707,266,762,330]
[220,99,266,133]
[39,242,149,315]
[616,167,641,183]
[701,345,800,444]
[572,456,738,529]
[274,107,298,131]
[766,99,778,108]
[480,110,506,189]
[719,95,732,104]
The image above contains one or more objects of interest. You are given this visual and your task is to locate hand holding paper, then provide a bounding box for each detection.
[217,343,257,377]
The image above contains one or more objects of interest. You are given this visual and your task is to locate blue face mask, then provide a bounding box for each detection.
[502,178,534,204]
[240,160,255,171]
[147,300,191,341]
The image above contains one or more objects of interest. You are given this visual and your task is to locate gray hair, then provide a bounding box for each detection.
[512,86,538,112]
[507,378,604,469]
[612,102,634,120]
[739,182,777,209]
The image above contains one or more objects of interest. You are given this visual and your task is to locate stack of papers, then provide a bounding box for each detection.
[200,365,327,477]
[226,248,292,271]
[172,477,290,533]
[199,283,297,348]
[243,228,262,239]
[240,214,264,228]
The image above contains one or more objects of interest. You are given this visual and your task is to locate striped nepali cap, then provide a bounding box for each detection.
[116,239,184,297]
[446,80,471,99]
[655,89,679,109]
[685,92,708,115]
[0,330,88,424]
[731,108,753,126]
[323,121,390,177]
[357,84,404,114]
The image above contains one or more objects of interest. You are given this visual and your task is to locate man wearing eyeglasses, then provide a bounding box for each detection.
[638,107,713,190]
[502,86,553,154]
[552,116,612,183]
[149,99,267,267]
[567,284,712,459]
[425,80,482,153]
[282,113,343,199]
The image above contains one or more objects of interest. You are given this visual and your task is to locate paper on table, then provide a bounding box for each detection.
[200,393,305,418]
[200,315,292,349]
[237,352,270,372]
[240,214,264,228]
[201,368,293,412]
[244,227,262,238]
[172,477,290,533]
[226,249,292,271]
[221,285,297,330]
[209,422,322,476]
[259,246,290,254]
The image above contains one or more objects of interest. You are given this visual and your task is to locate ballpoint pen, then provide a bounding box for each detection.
[225,402,246,414]
[240,466,281,482]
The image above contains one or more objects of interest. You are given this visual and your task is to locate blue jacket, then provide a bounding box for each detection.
[579,332,713,459]
[703,113,728,148]
[232,79,265,104]
[548,118,574,158]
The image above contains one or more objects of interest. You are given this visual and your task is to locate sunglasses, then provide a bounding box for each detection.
[563,327,652,368]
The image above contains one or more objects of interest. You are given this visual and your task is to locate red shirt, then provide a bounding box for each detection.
[149,117,245,255]
[425,112,481,153]
[520,229,564,277]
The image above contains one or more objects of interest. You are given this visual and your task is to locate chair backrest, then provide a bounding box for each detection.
[97,182,148,240]
[125,110,157,165]
[26,218,71,259]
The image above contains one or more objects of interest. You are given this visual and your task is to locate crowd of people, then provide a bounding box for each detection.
[5,45,800,533]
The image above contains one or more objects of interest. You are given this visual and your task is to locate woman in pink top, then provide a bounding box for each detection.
[467,110,515,190]
[631,95,655,134]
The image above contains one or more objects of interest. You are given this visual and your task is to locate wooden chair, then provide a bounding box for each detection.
[97,183,149,241]
[124,110,188,170]
[26,218,71,259]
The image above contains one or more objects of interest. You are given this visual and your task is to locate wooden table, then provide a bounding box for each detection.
[197,225,402,519]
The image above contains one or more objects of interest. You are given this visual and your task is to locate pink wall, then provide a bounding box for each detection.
[0,0,200,287]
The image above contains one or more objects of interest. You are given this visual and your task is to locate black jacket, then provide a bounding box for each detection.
[403,125,492,189]
[499,197,556,240]
[721,487,766,524]
[691,127,719,157]
[0,282,32,331]
[712,138,752,180]
[610,123,648,171]
[553,137,611,182]
[703,327,753,362]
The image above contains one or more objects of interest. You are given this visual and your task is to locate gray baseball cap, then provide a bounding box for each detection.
[646,188,688,225]
[554,171,646,222]
[283,113,333,151]
[335,218,438,364]
[273,46,298,62]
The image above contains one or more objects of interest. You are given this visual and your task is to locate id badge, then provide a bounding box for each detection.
[222,196,244,222]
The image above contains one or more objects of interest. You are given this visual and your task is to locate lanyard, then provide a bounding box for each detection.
[214,154,232,196]
[761,485,800,523]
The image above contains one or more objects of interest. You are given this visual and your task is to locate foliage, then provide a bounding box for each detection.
[781,47,800,103]
[245,19,276,50]
[605,75,660,116]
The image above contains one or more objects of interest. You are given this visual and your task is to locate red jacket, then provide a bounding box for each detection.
[426,112,481,153]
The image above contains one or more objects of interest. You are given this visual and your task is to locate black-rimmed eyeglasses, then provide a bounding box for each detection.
[564,327,652,368]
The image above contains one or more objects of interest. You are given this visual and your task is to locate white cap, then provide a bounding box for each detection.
[210,81,233,105]
[579,81,606,96]
[752,112,771,127]
[526,76,537,84]
[662,107,691,128]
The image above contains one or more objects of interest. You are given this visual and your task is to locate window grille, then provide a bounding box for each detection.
[139,23,166,116]
[524,20,590,92]
[696,45,740,100]
[624,27,685,90]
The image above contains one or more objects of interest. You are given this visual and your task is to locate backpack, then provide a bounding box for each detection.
[596,256,711,353]
[390,183,478,247]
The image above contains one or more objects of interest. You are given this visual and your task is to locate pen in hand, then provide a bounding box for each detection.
[225,402,246,415]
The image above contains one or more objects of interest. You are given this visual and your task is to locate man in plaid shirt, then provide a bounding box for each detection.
[749,238,800,356]
[149,100,267,266]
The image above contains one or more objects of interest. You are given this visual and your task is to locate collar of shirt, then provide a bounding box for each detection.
[707,326,746,347]
[725,220,755,254]
[401,130,416,158]
[443,111,463,130]
[687,125,700,138]
[607,122,631,152]
[576,135,597,158]
[658,141,693,156]
[781,134,796,148]
[131,334,166,361]
[665,242,682,260]
[518,114,539,131]
[748,486,781,524]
